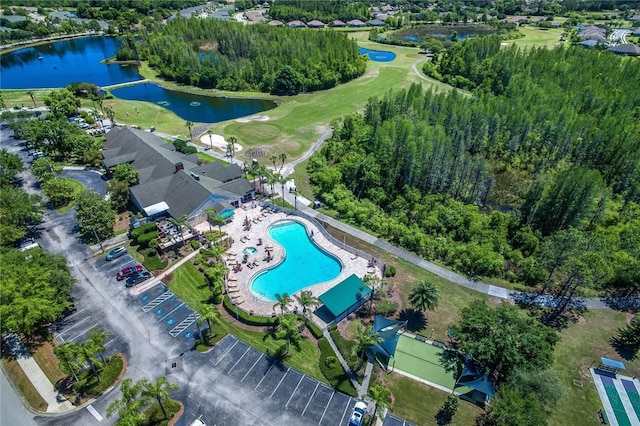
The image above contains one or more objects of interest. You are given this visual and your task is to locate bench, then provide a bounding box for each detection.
[598,409,609,425]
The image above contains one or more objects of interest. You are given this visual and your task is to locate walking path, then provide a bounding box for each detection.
[3,334,73,414]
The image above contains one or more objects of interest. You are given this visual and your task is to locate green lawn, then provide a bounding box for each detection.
[54,177,85,213]
[168,261,325,380]
[385,374,484,425]
[506,25,565,49]
[549,309,640,426]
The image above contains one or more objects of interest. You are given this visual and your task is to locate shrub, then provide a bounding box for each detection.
[190,239,200,250]
[130,222,157,240]
[137,231,158,248]
[376,300,399,316]
[318,338,357,396]
[384,265,396,277]
[85,115,95,125]
[306,320,324,339]
[222,295,274,326]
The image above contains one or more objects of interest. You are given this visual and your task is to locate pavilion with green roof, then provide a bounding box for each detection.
[318,274,371,324]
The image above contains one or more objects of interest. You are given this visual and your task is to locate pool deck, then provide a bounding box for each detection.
[194,204,380,318]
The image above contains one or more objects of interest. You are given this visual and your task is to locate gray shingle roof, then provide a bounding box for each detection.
[104,127,253,219]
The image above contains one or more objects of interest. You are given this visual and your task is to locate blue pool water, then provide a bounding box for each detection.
[251,221,342,301]
[244,246,257,256]
[358,47,396,62]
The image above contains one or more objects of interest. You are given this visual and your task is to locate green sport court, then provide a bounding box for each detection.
[390,334,470,394]
[591,367,640,426]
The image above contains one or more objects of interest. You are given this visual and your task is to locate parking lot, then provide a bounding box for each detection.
[204,334,358,426]
[136,284,201,341]
[383,414,415,426]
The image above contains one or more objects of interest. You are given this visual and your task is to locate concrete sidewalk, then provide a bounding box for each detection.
[3,334,73,414]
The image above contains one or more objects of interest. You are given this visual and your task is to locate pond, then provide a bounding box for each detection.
[111,83,276,123]
[0,36,140,89]
[358,46,396,62]
[389,25,496,43]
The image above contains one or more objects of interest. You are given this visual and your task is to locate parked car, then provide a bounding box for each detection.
[116,264,144,280]
[348,401,368,426]
[106,246,127,261]
[125,271,152,287]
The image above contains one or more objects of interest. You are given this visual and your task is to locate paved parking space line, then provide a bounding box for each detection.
[318,391,335,424]
[68,325,97,342]
[55,316,91,338]
[142,291,174,313]
[284,374,305,408]
[157,302,185,323]
[228,346,251,373]
[215,339,239,366]
[339,397,353,425]
[86,404,103,421]
[65,308,87,319]
[104,339,115,347]
[301,381,320,416]
[254,361,275,389]
[269,367,291,398]
[242,353,264,382]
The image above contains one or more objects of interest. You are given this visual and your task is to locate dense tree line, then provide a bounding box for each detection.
[422,36,640,200]
[264,0,371,23]
[308,44,639,296]
[134,17,367,93]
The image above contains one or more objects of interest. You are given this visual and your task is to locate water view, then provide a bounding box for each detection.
[0,36,140,89]
[359,46,396,62]
[251,221,342,302]
[111,83,276,123]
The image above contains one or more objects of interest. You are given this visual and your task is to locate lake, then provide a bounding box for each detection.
[0,36,140,89]
[111,83,276,123]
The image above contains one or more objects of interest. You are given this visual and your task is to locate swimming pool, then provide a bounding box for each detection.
[250,221,342,302]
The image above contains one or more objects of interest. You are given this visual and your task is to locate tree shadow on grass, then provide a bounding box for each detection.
[610,337,639,361]
[397,308,427,332]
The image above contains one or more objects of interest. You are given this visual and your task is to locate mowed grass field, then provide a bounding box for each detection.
[507,25,565,49]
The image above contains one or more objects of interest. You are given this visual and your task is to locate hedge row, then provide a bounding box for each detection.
[306,319,324,340]
[318,337,357,397]
[222,295,275,326]
[130,222,157,239]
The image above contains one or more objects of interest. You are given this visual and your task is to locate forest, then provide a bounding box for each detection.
[129,17,367,93]
[308,38,640,306]
[261,0,371,23]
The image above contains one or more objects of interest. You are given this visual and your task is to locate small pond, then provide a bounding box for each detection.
[358,46,396,62]
[390,25,496,43]
[111,83,276,123]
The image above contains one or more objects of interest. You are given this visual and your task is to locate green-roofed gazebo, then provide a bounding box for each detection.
[318,274,371,324]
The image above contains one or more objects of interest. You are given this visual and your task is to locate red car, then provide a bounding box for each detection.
[116,265,144,281]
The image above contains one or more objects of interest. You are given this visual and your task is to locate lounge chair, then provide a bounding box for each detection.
[228,275,238,281]
[233,297,245,305]
[351,254,358,260]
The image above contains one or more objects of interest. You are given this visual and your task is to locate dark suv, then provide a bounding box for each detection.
[125,271,152,287]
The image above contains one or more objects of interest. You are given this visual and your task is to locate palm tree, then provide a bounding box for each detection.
[369,382,391,420]
[207,128,214,150]
[278,152,287,173]
[199,305,223,338]
[107,378,148,424]
[185,120,194,141]
[227,136,237,160]
[87,327,113,363]
[205,208,225,239]
[408,280,440,313]
[266,170,278,200]
[294,290,319,317]
[277,173,289,207]
[54,342,83,382]
[362,275,386,314]
[27,91,37,108]
[270,155,278,170]
[168,214,189,247]
[78,338,105,381]
[352,323,382,367]
[275,314,301,355]
[141,376,179,420]
[273,292,292,315]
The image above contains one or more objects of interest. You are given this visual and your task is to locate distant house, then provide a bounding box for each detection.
[306,20,325,28]
[578,39,601,49]
[102,127,254,222]
[286,20,306,28]
[330,20,346,27]
[367,18,386,27]
[608,43,640,56]
[267,19,283,26]
[502,15,528,25]
[346,19,366,27]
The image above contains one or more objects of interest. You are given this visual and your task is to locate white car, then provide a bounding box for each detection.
[348,401,368,426]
